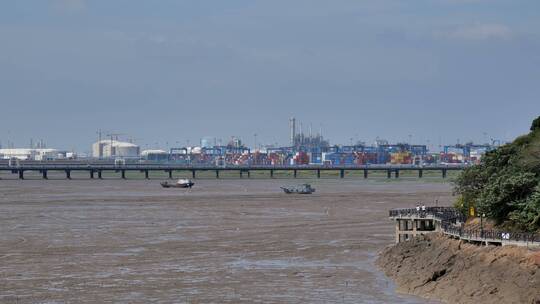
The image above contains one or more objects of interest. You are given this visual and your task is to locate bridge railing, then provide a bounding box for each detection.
[0,160,470,170]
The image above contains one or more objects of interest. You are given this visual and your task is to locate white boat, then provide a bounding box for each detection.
[161,179,195,188]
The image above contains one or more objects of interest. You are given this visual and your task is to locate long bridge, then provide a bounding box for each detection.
[389,207,540,248]
[0,161,467,180]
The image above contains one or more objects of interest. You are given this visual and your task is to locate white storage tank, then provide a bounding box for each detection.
[92,140,140,158]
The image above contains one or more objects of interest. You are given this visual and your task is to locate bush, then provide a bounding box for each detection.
[453,115,540,232]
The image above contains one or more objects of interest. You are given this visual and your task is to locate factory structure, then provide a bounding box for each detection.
[136,118,497,166]
[0,140,75,160]
[92,140,140,159]
[0,120,498,164]
[0,148,69,161]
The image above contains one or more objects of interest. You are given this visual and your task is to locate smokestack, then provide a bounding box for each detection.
[290,117,296,146]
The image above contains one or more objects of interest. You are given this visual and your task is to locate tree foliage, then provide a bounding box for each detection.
[531,116,540,131]
[454,116,540,232]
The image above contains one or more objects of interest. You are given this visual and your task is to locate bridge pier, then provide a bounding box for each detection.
[18,170,24,180]
[395,170,399,179]
[442,169,447,179]
[340,169,345,179]
[42,170,48,179]
[364,169,368,179]
[65,170,71,180]
[317,169,321,179]
[215,170,220,179]
[418,169,423,178]
[121,170,126,179]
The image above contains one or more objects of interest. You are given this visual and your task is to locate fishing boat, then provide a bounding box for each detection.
[161,179,195,188]
[280,184,315,194]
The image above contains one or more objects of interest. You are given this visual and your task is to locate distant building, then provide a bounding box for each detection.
[0,148,60,160]
[141,149,168,162]
[92,140,140,158]
[201,137,214,148]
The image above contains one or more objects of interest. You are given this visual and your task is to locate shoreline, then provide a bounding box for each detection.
[376,234,540,303]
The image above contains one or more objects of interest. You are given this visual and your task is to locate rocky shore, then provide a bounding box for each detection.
[377,234,540,304]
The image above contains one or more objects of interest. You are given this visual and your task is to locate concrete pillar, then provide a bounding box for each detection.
[121,170,126,179]
[418,169,423,178]
[442,169,447,178]
[168,170,173,179]
[340,169,345,179]
[192,170,196,179]
[90,170,94,179]
[395,220,400,243]
[145,170,149,179]
[18,170,24,180]
[215,170,220,179]
[42,170,48,179]
[66,170,71,180]
[412,219,417,237]
[293,170,297,178]
[364,169,368,179]
[317,169,321,179]
[387,170,392,179]
[98,170,103,179]
[395,170,399,179]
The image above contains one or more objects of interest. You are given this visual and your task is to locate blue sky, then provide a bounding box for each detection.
[0,0,539,152]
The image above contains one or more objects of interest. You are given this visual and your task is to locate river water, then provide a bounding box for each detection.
[0,178,450,303]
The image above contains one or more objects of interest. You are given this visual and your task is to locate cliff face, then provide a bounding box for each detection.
[377,234,540,304]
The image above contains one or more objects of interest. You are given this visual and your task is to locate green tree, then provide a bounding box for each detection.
[531,116,540,131]
[453,115,540,232]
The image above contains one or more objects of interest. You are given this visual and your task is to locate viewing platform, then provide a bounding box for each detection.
[389,207,540,248]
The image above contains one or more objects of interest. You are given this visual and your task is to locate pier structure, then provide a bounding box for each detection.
[392,210,441,243]
[0,161,465,180]
[389,207,540,248]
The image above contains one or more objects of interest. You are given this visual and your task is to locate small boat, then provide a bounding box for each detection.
[161,179,195,188]
[281,184,315,194]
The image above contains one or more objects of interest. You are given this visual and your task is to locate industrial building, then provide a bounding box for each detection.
[141,150,169,162]
[131,117,495,166]
[92,140,140,158]
[0,148,63,161]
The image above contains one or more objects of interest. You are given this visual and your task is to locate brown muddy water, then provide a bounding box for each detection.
[0,179,451,303]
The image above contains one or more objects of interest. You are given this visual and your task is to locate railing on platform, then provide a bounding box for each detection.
[391,207,540,246]
[441,222,540,244]
[389,207,466,223]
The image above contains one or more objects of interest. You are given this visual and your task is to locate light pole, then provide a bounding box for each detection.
[480,212,485,239]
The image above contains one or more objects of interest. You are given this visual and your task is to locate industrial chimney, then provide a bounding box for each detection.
[289,117,296,146]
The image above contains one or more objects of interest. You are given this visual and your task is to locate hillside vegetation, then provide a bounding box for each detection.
[454,116,540,232]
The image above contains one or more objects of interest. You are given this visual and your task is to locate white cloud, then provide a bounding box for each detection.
[447,23,513,40]
[52,0,86,13]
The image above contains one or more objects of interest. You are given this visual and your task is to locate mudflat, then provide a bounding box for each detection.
[0,179,450,303]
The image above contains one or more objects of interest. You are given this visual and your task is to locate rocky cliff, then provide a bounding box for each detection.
[377,234,540,303]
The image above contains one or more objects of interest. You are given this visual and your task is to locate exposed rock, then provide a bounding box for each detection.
[377,234,540,304]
